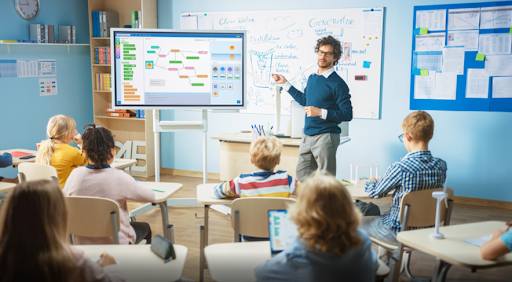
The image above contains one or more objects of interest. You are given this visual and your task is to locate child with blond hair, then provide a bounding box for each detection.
[361,111,447,264]
[255,174,378,282]
[212,136,298,199]
[36,115,87,188]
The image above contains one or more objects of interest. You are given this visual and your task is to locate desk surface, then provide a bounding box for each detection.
[4,149,136,170]
[0,182,16,193]
[4,149,38,167]
[75,244,187,282]
[140,182,183,203]
[397,221,512,269]
[197,181,373,204]
[205,241,389,282]
[211,131,351,147]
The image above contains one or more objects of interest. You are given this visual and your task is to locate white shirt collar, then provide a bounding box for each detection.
[317,67,334,78]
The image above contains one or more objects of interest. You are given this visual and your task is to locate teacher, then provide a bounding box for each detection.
[273,35,352,181]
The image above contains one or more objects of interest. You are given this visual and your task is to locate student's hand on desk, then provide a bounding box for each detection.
[305,106,322,117]
[73,133,83,145]
[97,252,117,267]
[272,74,287,84]
[492,229,506,239]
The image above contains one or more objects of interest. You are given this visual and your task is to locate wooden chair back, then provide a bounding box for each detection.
[399,188,454,229]
[66,196,121,244]
[18,162,58,183]
[231,197,296,240]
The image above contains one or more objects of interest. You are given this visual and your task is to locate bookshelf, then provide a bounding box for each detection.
[87,0,157,179]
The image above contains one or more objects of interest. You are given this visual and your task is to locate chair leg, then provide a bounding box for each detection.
[391,244,405,282]
[234,210,240,242]
[404,252,424,282]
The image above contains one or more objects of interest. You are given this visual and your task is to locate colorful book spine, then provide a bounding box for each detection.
[131,11,138,28]
[107,47,111,64]
[95,47,99,64]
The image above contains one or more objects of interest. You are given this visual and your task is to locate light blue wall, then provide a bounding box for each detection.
[0,0,92,178]
[158,0,512,202]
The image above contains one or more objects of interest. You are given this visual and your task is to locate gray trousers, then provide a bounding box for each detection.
[296,133,340,182]
[360,216,399,265]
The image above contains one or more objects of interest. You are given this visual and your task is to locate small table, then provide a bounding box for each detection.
[111,158,137,170]
[75,244,188,282]
[4,149,38,167]
[397,221,512,282]
[205,242,389,282]
[139,182,183,243]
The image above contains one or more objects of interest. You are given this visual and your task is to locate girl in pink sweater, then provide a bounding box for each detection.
[63,124,155,245]
[0,180,125,282]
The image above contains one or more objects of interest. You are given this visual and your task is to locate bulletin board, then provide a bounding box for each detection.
[410,1,512,113]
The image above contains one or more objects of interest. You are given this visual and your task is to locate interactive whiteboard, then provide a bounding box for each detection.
[182,8,384,119]
[111,29,247,109]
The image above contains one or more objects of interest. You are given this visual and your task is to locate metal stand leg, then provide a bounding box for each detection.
[432,258,452,282]
[158,202,174,243]
[204,205,209,269]
[200,226,205,282]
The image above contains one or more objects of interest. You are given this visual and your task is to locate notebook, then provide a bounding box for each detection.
[9,151,32,158]
[268,210,299,257]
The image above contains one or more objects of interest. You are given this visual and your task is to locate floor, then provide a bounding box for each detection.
[127,174,512,282]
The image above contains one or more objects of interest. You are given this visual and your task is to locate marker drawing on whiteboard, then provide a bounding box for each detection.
[266,16,296,32]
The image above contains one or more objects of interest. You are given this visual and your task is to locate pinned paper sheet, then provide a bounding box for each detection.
[475,53,485,61]
[420,69,429,76]
[420,28,429,35]
[363,61,371,68]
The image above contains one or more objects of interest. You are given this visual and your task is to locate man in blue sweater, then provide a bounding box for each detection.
[273,36,352,181]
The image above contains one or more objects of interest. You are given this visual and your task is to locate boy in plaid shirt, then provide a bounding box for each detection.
[360,111,447,264]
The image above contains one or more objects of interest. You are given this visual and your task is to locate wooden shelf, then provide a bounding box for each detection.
[1,42,90,54]
[95,116,145,121]
[89,0,157,179]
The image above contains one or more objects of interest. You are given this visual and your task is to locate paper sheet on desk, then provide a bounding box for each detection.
[464,235,492,247]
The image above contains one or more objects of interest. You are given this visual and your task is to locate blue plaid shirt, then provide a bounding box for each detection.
[365,151,447,233]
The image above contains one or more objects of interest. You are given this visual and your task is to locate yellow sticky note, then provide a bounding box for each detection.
[476,53,485,61]
[366,43,369,46]
[420,27,428,35]
[362,36,365,38]
[369,38,372,40]
[375,37,378,39]
[420,69,429,76]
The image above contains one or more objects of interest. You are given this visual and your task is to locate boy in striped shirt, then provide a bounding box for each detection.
[212,136,298,199]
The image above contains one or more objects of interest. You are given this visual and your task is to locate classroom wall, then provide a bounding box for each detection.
[158,0,512,202]
[0,0,92,178]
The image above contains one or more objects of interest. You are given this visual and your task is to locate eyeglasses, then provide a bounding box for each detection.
[317,50,334,57]
[398,133,411,143]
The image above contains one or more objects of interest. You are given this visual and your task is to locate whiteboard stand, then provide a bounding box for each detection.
[129,109,206,219]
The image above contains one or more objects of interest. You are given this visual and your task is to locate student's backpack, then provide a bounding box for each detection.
[355,200,381,216]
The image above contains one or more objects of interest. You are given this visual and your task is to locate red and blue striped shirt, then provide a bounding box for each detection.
[212,170,298,198]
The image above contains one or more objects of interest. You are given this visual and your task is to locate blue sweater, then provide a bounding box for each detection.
[0,153,12,168]
[288,72,352,136]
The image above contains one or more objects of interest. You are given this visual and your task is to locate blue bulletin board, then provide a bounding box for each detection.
[410,1,512,112]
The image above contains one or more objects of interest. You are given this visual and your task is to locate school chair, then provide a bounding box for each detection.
[17,163,58,184]
[66,196,121,244]
[371,188,454,282]
[231,197,297,242]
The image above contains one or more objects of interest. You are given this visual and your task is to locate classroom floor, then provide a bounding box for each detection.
[127,175,512,282]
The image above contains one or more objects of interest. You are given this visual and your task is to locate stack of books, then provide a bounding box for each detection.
[91,11,120,37]
[29,24,76,43]
[95,73,111,91]
[105,108,136,118]
[94,47,111,64]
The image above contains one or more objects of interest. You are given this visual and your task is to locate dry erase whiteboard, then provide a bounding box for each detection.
[182,8,384,119]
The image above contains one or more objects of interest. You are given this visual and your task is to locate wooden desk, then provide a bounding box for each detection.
[0,182,16,194]
[75,244,188,282]
[139,182,183,243]
[4,149,38,167]
[397,221,512,282]
[212,132,351,181]
[205,242,389,282]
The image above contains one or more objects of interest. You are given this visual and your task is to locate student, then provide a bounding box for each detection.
[480,222,512,260]
[361,111,447,264]
[212,136,298,199]
[36,115,88,188]
[0,151,16,183]
[63,124,155,245]
[0,179,125,282]
[255,174,378,282]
